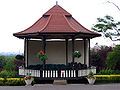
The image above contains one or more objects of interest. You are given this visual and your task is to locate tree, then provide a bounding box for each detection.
[0,56,6,69]
[106,45,120,70]
[90,45,112,71]
[92,15,120,41]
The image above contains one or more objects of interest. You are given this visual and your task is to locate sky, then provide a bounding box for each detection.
[0,0,120,53]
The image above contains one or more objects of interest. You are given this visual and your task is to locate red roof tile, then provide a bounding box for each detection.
[44,5,71,16]
[13,4,101,38]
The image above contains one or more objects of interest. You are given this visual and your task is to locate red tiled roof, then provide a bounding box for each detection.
[13,4,101,38]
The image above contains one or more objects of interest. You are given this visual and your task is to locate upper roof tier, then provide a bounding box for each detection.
[13,4,101,39]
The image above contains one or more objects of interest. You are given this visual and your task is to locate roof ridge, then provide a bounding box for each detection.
[39,15,52,32]
[63,15,79,32]
[44,5,71,16]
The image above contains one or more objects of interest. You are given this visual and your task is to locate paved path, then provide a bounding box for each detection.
[0,84,120,90]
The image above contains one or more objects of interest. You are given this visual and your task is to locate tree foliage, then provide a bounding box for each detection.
[106,45,120,70]
[0,55,18,78]
[0,56,6,69]
[90,45,112,71]
[92,15,120,41]
[3,59,15,71]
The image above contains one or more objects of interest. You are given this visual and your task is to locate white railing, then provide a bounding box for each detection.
[78,68,96,77]
[19,68,41,77]
[60,70,76,77]
[19,67,96,78]
[42,70,58,78]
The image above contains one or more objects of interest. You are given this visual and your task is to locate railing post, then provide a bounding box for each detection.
[40,70,43,78]
[58,69,60,78]
[72,37,75,63]
[76,70,78,78]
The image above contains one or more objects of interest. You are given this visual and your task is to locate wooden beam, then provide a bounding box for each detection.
[42,36,46,69]
[72,38,75,63]
[66,38,68,65]
[83,38,86,65]
[42,37,46,53]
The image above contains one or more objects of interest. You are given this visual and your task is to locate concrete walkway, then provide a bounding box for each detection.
[0,84,120,90]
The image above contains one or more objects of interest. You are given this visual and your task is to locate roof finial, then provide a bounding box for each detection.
[56,1,58,5]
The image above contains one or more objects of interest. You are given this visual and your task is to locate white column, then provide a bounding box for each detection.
[24,39,28,68]
[85,39,90,67]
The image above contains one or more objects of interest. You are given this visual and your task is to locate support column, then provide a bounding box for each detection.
[85,38,90,67]
[66,38,68,65]
[88,38,90,67]
[42,36,46,69]
[72,37,75,63]
[83,38,86,65]
[24,38,28,68]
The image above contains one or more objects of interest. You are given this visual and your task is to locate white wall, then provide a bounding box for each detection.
[68,40,84,64]
[27,40,85,65]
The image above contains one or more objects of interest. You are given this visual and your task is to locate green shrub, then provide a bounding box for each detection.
[3,59,15,71]
[98,69,120,75]
[0,70,17,78]
[106,45,120,70]
[95,75,120,83]
[0,55,20,78]
[90,46,112,71]
[4,79,25,86]
[0,78,25,86]
[0,56,5,60]
[0,56,6,68]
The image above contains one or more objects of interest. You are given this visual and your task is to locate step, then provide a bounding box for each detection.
[53,80,67,85]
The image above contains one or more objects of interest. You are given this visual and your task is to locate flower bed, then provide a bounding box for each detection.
[0,75,120,86]
[0,78,25,86]
[95,75,120,83]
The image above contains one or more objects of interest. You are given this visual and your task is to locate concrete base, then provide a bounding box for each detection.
[53,80,67,85]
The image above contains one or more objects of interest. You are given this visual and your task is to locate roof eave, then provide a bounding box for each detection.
[13,32,101,39]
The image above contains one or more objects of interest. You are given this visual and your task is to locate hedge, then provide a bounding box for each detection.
[0,78,25,86]
[95,75,120,83]
[0,75,120,86]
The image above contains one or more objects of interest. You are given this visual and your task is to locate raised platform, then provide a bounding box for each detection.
[53,80,67,85]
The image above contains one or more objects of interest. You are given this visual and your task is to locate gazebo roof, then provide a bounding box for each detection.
[13,4,101,39]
